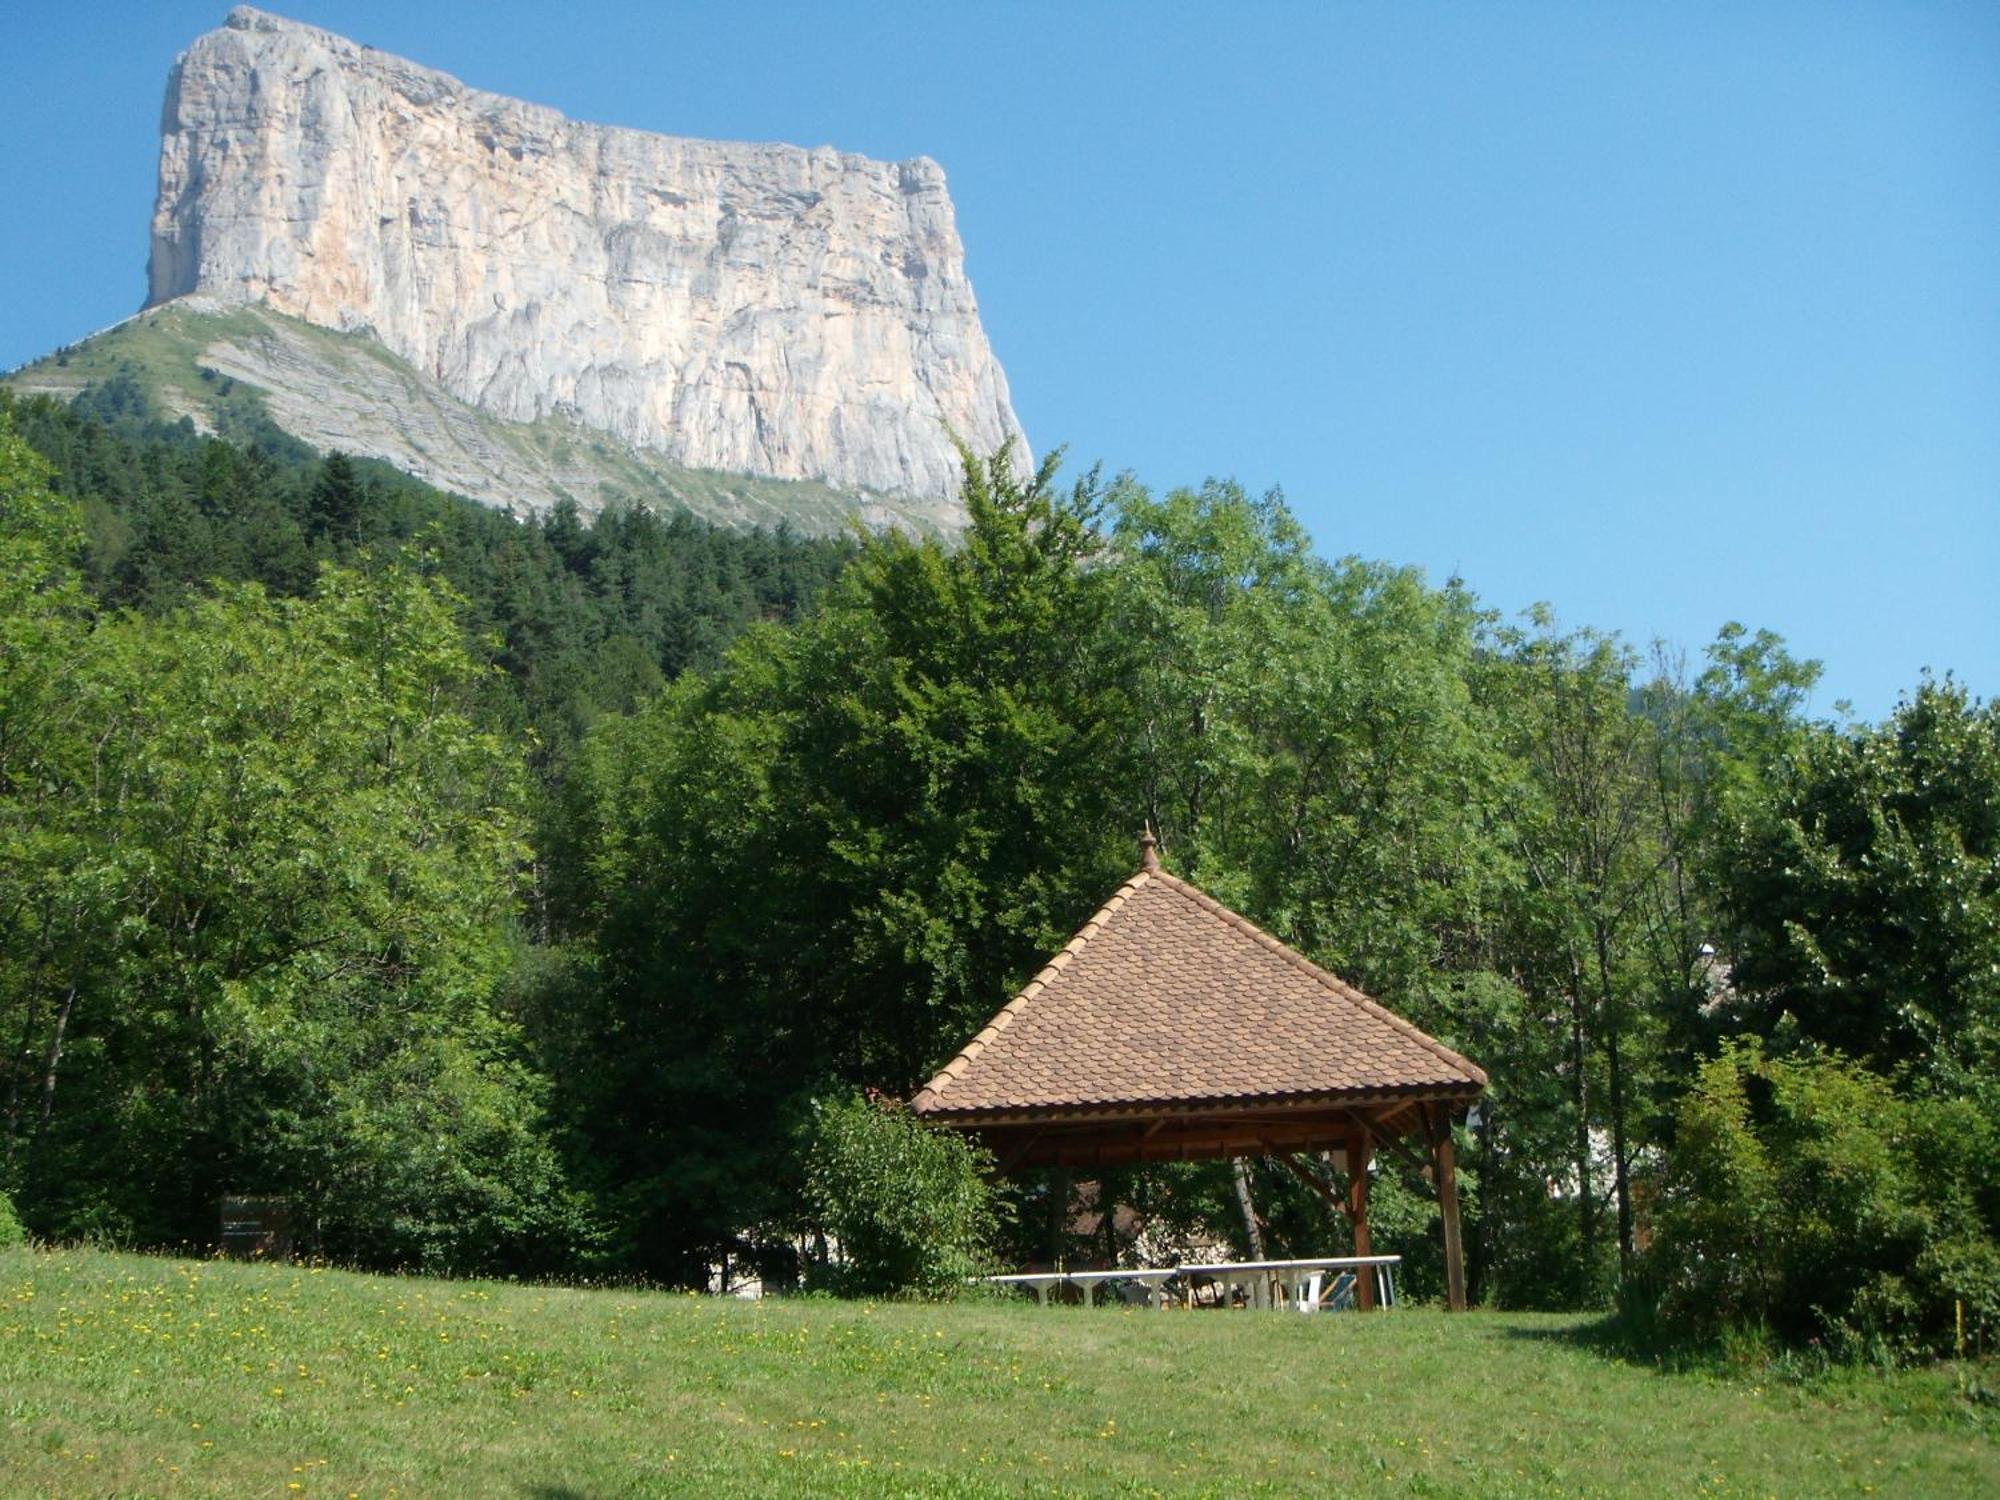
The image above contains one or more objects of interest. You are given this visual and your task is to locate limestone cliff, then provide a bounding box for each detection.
[145,6,1026,510]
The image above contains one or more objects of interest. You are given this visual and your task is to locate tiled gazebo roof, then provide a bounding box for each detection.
[911,856,1485,1124]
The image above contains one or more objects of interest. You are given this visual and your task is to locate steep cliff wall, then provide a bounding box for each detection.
[147,7,1026,506]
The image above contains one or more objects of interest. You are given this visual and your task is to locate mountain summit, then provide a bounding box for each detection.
[93,6,1028,521]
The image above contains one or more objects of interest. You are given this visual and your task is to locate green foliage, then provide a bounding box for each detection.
[1649,1043,1999,1359]
[1111,480,1504,997]
[0,410,90,816]
[6,377,1989,1357]
[550,444,1133,1280]
[1460,617,1829,1305]
[1645,1044,1782,1331]
[1718,678,2000,1100]
[0,556,589,1269]
[314,1034,597,1276]
[773,443,1135,1086]
[1693,622,1824,809]
[1482,622,1667,1296]
[0,1189,23,1249]
[801,1093,1002,1296]
[0,400,593,1272]
[3,387,855,768]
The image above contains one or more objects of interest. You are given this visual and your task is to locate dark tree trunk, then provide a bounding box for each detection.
[29,978,80,1161]
[1231,1157,1267,1261]
[1568,954,1595,1265]
[1597,924,1635,1271]
[1045,1168,1071,1266]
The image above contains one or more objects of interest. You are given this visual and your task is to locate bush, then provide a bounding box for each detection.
[0,1190,25,1250]
[802,1092,1002,1297]
[308,1037,602,1278]
[1647,1041,1999,1361]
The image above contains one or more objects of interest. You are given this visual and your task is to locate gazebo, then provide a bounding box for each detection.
[911,835,1485,1310]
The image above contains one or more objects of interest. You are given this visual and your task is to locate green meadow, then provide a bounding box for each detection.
[2,1247,1994,1498]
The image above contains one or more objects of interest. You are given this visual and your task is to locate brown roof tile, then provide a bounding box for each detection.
[911,867,1485,1119]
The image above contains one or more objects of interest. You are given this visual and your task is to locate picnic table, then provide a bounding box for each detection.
[1177,1255,1400,1311]
[985,1268,1180,1307]
[982,1254,1399,1312]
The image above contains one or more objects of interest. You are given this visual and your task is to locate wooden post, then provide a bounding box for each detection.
[1347,1127,1374,1310]
[1431,1107,1468,1313]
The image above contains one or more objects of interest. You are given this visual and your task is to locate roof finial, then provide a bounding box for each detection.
[1139,824,1161,872]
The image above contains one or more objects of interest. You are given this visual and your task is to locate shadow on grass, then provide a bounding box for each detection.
[1495,1306,1754,1377]
[1499,1315,2000,1443]
[1493,1307,1971,1392]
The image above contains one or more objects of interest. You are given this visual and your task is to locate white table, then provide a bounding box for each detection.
[984,1255,1399,1312]
[984,1268,1179,1307]
[1178,1255,1400,1311]
[1067,1267,1179,1308]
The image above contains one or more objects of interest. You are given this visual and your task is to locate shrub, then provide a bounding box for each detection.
[1648,1041,1999,1360]
[802,1092,1002,1297]
[0,1189,25,1250]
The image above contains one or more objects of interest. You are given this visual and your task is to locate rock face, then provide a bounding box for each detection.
[10,299,969,534]
[147,6,1026,507]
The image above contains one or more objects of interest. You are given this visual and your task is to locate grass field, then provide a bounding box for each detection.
[2,1247,1994,1498]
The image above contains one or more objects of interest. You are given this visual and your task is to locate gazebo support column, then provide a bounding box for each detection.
[1429,1106,1468,1312]
[1347,1127,1374,1310]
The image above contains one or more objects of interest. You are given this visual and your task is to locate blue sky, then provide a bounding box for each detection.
[4,2,1994,719]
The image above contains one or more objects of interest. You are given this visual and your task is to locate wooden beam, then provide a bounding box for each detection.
[1371,1101,1421,1139]
[1352,1112,1431,1181]
[1429,1105,1468,1313]
[987,1117,1359,1168]
[966,1091,1482,1172]
[1278,1152,1350,1224]
[993,1129,1047,1174]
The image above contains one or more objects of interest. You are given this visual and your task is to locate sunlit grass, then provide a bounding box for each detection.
[1,1245,1993,1497]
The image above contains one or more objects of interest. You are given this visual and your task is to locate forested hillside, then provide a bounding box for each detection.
[5,381,855,768]
[1,391,1992,1361]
